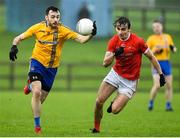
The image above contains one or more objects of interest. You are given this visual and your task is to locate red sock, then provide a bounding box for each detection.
[94,120,100,131]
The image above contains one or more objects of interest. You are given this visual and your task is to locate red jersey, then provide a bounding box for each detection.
[107,33,148,80]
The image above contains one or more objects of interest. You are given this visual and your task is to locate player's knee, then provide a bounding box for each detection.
[153,84,160,90]
[32,88,41,98]
[156,86,160,91]
[166,82,172,89]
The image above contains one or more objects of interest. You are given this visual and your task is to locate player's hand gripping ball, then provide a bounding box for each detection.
[76,18,94,35]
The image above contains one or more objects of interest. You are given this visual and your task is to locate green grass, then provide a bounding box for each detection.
[1,4,180,137]
[0,91,180,137]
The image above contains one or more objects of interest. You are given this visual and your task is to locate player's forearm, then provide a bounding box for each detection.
[12,34,24,45]
[150,56,163,74]
[103,61,112,67]
[145,49,162,74]
[103,52,114,67]
[75,34,93,44]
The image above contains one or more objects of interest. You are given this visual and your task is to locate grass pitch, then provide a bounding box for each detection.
[0,91,180,137]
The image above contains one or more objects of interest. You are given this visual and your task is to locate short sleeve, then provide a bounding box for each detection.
[107,36,117,52]
[22,24,39,39]
[63,26,78,40]
[139,38,148,53]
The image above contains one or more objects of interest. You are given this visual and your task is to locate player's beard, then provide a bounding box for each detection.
[154,30,162,35]
[119,32,130,40]
[47,20,58,29]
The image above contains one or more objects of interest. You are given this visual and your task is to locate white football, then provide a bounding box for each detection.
[76,18,93,35]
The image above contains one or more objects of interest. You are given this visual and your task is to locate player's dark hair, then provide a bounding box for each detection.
[46,6,60,15]
[153,19,163,24]
[113,16,131,29]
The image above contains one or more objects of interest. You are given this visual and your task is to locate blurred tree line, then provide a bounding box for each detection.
[156,0,180,7]
[0,0,4,5]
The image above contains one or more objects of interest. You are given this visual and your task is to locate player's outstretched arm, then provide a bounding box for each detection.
[144,49,166,87]
[144,49,162,74]
[103,51,114,67]
[75,34,93,44]
[12,33,25,46]
[9,33,25,61]
[75,21,97,44]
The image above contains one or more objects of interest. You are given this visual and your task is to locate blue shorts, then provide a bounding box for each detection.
[28,59,57,92]
[152,60,172,76]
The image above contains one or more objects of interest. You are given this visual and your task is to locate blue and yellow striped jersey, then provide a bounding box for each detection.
[23,21,78,68]
[146,33,174,60]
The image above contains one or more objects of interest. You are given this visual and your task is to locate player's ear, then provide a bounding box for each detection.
[45,15,48,21]
[58,11,61,20]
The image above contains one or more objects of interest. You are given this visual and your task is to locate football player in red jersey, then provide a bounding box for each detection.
[91,16,166,133]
